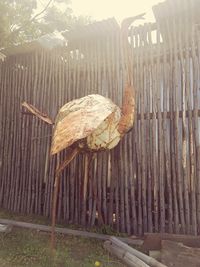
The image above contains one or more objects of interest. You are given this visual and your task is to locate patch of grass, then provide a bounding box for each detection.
[0,209,127,267]
[0,228,126,267]
[0,210,130,267]
[87,224,127,237]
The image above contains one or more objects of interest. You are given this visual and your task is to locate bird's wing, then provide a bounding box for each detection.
[51,94,118,155]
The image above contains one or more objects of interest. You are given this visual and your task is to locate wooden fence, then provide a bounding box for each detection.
[0,0,200,235]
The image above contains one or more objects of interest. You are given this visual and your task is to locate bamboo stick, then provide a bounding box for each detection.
[149,28,159,233]
[171,11,186,234]
[108,151,115,228]
[91,155,97,226]
[146,25,153,233]
[97,153,103,226]
[102,153,108,225]
[124,136,131,234]
[119,144,125,232]
[191,12,200,235]
[139,28,147,233]
[166,18,179,233]
[162,24,173,233]
[177,9,190,234]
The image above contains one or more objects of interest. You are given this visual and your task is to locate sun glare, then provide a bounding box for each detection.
[71,0,164,22]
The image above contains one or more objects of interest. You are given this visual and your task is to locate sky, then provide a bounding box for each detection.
[70,0,164,22]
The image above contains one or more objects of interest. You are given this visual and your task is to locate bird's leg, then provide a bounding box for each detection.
[51,147,80,251]
[83,153,96,200]
[51,153,60,253]
[83,154,89,201]
[81,152,96,225]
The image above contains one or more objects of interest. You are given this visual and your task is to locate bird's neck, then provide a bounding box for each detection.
[118,84,135,135]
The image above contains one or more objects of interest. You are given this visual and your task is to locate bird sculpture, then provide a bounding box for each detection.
[22,13,145,249]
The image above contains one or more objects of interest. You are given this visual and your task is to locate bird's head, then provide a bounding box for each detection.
[117,14,144,136]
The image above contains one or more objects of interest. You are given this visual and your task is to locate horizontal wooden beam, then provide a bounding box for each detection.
[23,110,200,121]
[0,218,143,246]
[137,109,200,120]
[104,240,150,267]
[142,233,200,250]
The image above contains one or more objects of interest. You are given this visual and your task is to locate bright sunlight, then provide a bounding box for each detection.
[70,0,165,22]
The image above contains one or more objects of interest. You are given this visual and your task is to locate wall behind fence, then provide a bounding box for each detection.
[1,0,200,235]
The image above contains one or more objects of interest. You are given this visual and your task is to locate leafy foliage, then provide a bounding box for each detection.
[0,0,91,49]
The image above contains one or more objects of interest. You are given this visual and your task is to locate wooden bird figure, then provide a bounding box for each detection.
[22,13,145,250]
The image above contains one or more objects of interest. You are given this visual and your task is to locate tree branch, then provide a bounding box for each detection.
[30,0,54,23]
[9,0,54,39]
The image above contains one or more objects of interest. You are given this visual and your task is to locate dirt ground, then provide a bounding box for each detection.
[0,210,126,267]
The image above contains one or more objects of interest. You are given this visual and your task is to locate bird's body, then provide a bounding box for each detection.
[51,94,122,155]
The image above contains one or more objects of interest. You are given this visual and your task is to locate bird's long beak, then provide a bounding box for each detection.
[22,102,54,125]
